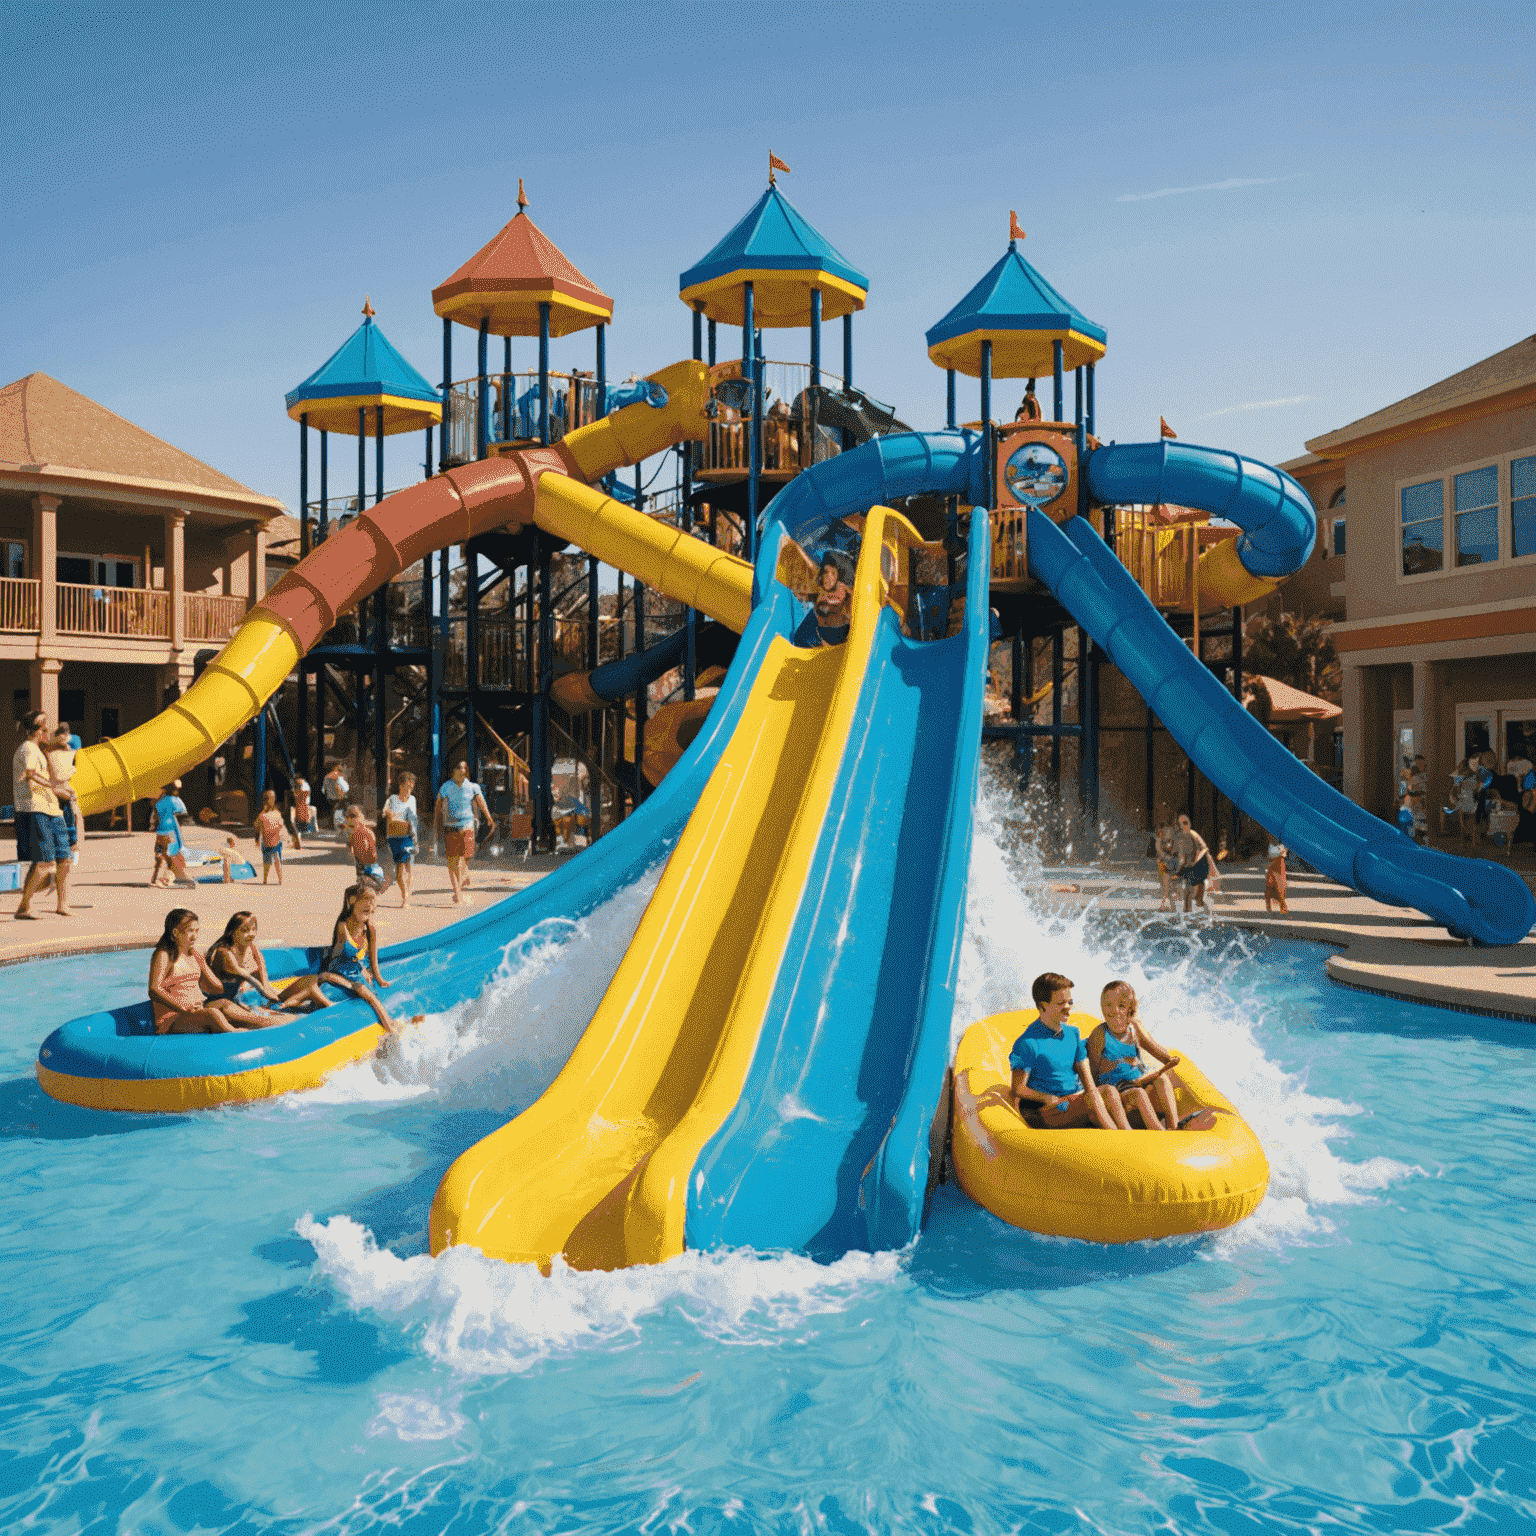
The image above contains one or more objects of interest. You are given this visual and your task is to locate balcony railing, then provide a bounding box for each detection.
[693,360,844,480]
[185,593,245,642]
[303,489,413,528]
[443,371,608,465]
[57,583,170,638]
[0,578,39,632]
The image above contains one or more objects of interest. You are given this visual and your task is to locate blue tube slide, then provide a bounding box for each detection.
[39,580,803,1098]
[1029,508,1535,946]
[1085,438,1316,577]
[687,438,991,1257]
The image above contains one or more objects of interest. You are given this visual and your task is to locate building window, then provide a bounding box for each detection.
[1332,517,1346,557]
[1,541,26,580]
[1401,480,1444,575]
[1514,454,1536,560]
[1329,486,1346,508]
[1453,464,1499,566]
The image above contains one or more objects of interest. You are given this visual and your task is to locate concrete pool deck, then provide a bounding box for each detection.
[0,828,576,967]
[4,831,1533,1022]
[1051,861,1536,1021]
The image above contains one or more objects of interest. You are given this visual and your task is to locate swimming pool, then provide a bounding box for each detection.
[3,805,1532,1532]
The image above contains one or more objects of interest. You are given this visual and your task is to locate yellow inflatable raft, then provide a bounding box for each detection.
[950,1009,1269,1242]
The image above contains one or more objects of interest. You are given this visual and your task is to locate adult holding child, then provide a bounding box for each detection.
[13,712,73,920]
[434,760,492,906]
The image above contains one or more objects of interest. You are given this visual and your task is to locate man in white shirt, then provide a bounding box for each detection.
[12,711,72,919]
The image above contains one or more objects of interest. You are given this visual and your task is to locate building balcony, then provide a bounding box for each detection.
[0,578,246,647]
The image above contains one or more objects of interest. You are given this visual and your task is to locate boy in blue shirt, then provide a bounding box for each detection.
[1010,972,1131,1130]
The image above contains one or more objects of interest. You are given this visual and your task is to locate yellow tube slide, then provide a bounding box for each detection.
[427,508,919,1269]
[68,361,734,816]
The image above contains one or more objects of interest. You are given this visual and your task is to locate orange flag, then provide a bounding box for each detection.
[769,152,791,182]
[1009,210,1026,242]
[1160,416,1178,439]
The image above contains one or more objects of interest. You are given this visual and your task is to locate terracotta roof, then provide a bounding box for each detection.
[432,206,613,337]
[264,513,303,559]
[1305,334,1536,457]
[0,372,276,512]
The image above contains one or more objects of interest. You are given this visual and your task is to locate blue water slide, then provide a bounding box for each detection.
[687,438,991,1257]
[1084,438,1316,576]
[1029,508,1535,946]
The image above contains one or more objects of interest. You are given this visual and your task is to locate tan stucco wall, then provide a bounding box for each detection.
[1337,402,1536,622]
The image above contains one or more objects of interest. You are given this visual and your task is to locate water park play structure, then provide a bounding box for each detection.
[36,182,1535,1256]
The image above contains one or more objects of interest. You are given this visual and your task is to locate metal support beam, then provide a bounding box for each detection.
[1051,629,1064,780]
[441,318,452,472]
[1053,339,1064,422]
[946,369,956,430]
[539,302,551,445]
[318,430,328,541]
[535,545,553,844]
[299,414,310,558]
[477,319,489,460]
[744,282,758,565]
[464,542,478,777]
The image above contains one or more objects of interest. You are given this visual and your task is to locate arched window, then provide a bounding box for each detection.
[1329,486,1346,508]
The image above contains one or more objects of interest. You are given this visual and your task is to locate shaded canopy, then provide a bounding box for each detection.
[680,185,867,328]
[926,241,1106,379]
[285,312,441,436]
[1245,674,1342,724]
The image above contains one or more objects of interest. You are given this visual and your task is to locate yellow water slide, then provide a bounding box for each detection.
[68,362,750,816]
[427,507,921,1270]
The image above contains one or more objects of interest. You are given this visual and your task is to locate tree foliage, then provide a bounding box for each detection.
[1242,612,1341,703]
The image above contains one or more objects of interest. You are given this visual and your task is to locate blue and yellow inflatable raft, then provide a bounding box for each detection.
[34,945,386,1113]
[950,1009,1269,1242]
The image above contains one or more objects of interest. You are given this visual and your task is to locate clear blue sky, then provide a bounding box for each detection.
[4,1,1533,508]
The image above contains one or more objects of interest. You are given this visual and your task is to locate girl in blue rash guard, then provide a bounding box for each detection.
[1009,973,1130,1130]
[1086,981,1182,1131]
[318,884,400,1035]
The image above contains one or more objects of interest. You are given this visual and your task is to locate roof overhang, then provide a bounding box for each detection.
[1306,380,1536,460]
[0,463,284,521]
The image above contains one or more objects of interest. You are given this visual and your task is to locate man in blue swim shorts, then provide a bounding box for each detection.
[1010,972,1130,1130]
[12,711,73,919]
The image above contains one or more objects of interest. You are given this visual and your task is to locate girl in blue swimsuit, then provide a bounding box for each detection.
[319,885,399,1034]
[1086,981,1182,1130]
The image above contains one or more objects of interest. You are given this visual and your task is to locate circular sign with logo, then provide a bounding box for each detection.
[1002,440,1069,507]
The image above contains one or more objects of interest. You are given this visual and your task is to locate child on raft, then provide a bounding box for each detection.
[1009,972,1131,1130]
[205,910,330,1014]
[148,909,286,1034]
[1085,981,1183,1130]
[318,884,401,1035]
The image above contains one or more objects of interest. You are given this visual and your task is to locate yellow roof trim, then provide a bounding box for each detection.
[679,269,867,328]
[927,327,1106,379]
[433,287,613,337]
[286,393,443,435]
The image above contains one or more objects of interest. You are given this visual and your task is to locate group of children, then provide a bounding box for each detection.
[147,883,417,1037]
[1006,971,1197,1132]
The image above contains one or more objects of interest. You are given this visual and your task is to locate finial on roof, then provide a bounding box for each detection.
[362,295,376,318]
[769,151,791,186]
[1009,210,1026,248]
[517,177,528,211]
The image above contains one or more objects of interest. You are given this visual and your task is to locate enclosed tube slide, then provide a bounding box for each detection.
[1029,507,1535,946]
[1085,438,1315,610]
[68,361,750,816]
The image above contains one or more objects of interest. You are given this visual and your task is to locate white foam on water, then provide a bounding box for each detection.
[292,867,662,1111]
[955,771,1420,1252]
[297,1213,901,1376]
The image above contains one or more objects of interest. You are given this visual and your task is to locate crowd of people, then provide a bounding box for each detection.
[1439,747,1536,852]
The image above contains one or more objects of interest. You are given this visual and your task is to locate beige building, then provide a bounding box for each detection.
[1296,336,1536,819]
[0,373,282,752]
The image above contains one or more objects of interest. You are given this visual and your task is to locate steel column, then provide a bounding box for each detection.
[477,319,489,460]
[441,318,452,472]
[464,542,478,778]
[1051,629,1064,780]
[1053,340,1064,422]
[980,341,992,429]
[596,323,606,418]
[502,336,512,442]
[1086,362,1095,437]
[535,545,552,844]
[744,282,758,565]
[299,413,310,558]
[946,369,956,430]
[538,302,550,445]
[374,405,387,808]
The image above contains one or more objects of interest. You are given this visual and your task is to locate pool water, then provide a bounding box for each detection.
[3,795,1534,1533]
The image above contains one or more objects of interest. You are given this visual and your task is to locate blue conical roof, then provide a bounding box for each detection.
[680,185,867,327]
[285,310,441,434]
[926,243,1106,379]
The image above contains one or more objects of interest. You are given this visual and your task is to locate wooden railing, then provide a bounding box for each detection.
[0,578,39,632]
[185,592,245,641]
[56,583,169,638]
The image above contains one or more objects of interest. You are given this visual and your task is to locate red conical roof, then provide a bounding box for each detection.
[432,193,613,338]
